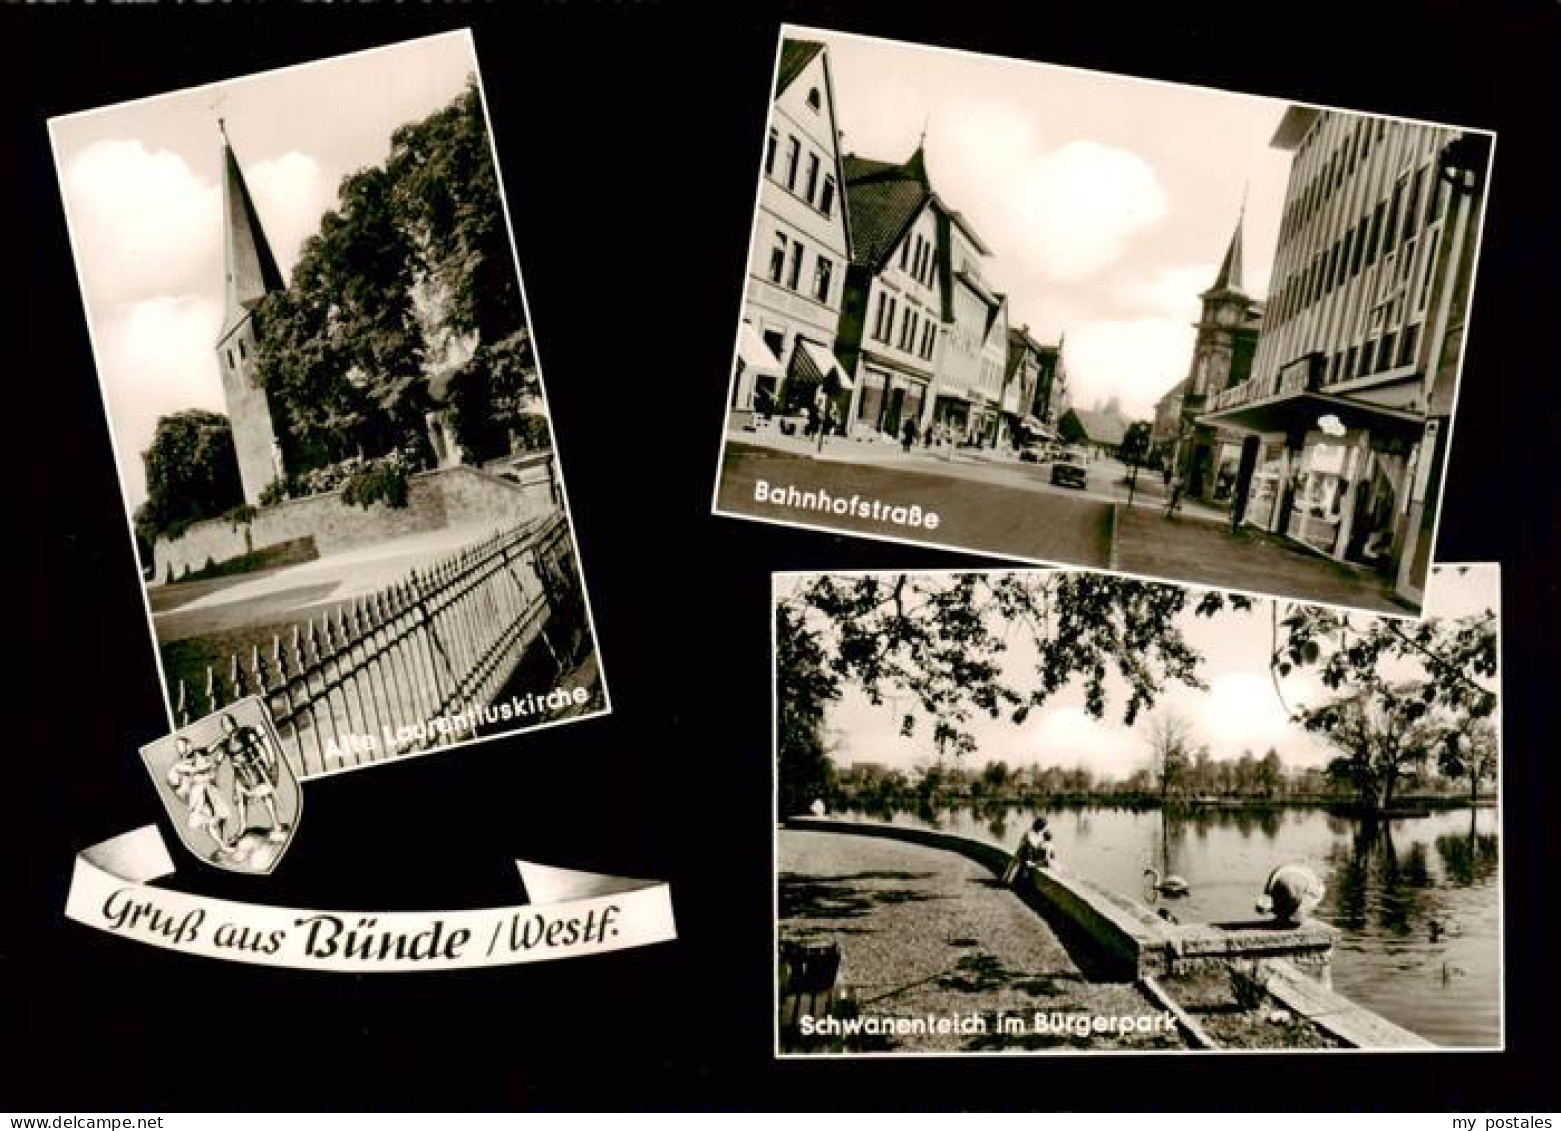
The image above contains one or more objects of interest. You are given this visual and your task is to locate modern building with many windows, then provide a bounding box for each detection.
[732,38,853,425]
[1201,106,1489,605]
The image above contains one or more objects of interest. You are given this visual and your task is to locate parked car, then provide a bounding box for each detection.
[1018,441,1047,463]
[1050,450,1089,489]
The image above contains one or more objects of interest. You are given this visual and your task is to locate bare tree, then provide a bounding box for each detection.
[1143,709,1195,803]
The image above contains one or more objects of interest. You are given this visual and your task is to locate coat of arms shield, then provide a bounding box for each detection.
[139,696,302,874]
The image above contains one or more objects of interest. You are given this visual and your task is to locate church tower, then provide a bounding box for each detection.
[1177,209,1261,500]
[215,121,286,504]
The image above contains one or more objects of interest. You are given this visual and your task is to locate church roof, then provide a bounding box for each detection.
[776,39,825,97]
[218,127,284,342]
[1209,213,1245,294]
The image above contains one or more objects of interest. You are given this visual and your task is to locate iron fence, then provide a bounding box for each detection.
[173,511,590,778]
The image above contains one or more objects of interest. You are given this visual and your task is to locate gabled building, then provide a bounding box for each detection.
[732,38,853,426]
[836,145,947,441]
[1068,399,1132,459]
[1003,325,1062,448]
[1032,341,1069,431]
[935,206,1004,443]
[1165,214,1264,503]
[215,121,287,504]
[1199,107,1489,605]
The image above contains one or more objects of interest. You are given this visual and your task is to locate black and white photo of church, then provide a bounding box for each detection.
[51,31,605,779]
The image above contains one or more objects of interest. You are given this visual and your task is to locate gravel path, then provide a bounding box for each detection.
[778,829,1187,1053]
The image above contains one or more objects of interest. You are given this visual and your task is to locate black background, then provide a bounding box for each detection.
[5,0,1556,1112]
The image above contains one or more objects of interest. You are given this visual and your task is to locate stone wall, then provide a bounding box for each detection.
[154,459,558,581]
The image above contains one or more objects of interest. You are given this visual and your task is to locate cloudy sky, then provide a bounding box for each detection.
[50,30,479,509]
[789,565,1499,780]
[800,26,1301,420]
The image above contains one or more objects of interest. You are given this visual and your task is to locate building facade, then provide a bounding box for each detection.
[732,39,853,425]
[1201,107,1489,604]
[836,146,949,442]
[934,210,1005,444]
[215,123,287,504]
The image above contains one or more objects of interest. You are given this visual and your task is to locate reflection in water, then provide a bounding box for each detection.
[833,800,1500,1048]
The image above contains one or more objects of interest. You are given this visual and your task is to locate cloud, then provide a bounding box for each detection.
[1195,673,1299,755]
[1113,262,1218,322]
[64,140,220,307]
[244,151,330,278]
[1012,707,1144,781]
[1062,317,1194,419]
[1006,141,1168,282]
[97,294,226,507]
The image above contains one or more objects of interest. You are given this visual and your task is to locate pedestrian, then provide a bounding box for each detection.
[901,418,917,452]
[1164,473,1185,518]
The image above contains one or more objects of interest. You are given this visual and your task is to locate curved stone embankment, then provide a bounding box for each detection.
[781,816,1432,1051]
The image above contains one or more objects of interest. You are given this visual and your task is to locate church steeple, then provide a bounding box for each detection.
[1211,211,1245,294]
[218,120,283,342]
[214,119,286,505]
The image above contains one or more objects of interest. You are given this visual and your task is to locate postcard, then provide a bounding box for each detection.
[774,563,1502,1053]
[50,30,608,782]
[716,26,1494,618]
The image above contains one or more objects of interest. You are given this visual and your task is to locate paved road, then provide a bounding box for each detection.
[779,828,1185,1053]
[718,441,1113,567]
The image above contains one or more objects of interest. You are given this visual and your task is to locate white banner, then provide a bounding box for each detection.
[64,826,676,972]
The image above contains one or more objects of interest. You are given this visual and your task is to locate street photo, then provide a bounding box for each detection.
[775,564,1501,1054]
[717,27,1494,617]
[51,30,606,781]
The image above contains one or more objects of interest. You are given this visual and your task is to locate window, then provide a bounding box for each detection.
[899,308,917,352]
[1378,332,1396,371]
[872,293,888,341]
[926,251,937,287]
[784,136,800,191]
[1366,203,1385,266]
[819,176,836,218]
[786,241,804,290]
[1398,322,1419,366]
[768,232,787,283]
[806,87,822,112]
[1417,229,1441,313]
[226,348,235,371]
[899,239,910,271]
[920,321,936,359]
[765,128,778,177]
[804,153,821,204]
[813,256,833,303]
[886,298,898,343]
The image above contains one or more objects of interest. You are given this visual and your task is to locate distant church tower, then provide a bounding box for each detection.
[1178,209,1260,500]
[215,121,286,504]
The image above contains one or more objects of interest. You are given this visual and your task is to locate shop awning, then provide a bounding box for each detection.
[736,323,782,378]
[1199,389,1423,438]
[1020,415,1053,436]
[794,337,854,390]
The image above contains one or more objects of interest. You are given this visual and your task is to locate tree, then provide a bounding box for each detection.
[775,572,1249,811]
[137,410,244,543]
[1309,685,1441,813]
[252,78,523,477]
[1257,747,1285,799]
[1437,717,1498,807]
[1058,409,1087,445]
[776,601,839,815]
[1143,709,1194,802]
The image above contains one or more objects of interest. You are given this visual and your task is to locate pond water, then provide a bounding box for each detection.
[833,803,1500,1048]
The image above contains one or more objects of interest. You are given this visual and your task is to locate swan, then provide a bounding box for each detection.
[1255,863,1325,924]
[1144,866,1190,897]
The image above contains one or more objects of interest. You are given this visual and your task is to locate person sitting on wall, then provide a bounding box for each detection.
[1001,817,1055,887]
